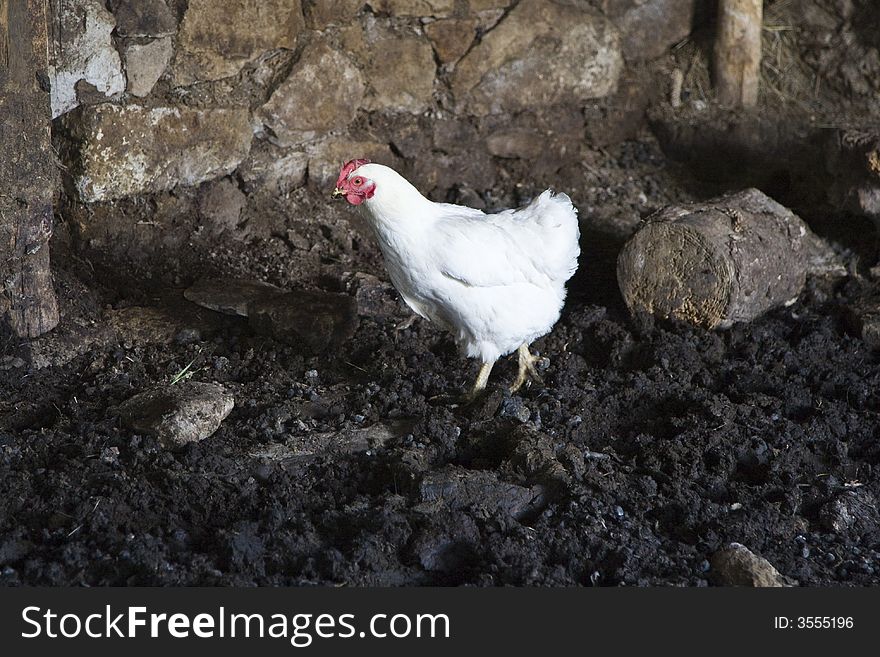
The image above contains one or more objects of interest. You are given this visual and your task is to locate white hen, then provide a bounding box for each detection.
[333,159,580,395]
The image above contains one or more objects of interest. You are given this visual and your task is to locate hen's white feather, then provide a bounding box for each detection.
[351,163,580,363]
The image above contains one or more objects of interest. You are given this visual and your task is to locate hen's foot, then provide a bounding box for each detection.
[510,343,543,393]
[454,361,495,405]
[428,361,496,407]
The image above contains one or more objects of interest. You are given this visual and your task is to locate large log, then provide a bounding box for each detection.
[714,0,762,108]
[0,0,59,338]
[617,189,839,329]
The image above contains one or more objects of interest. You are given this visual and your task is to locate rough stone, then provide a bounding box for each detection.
[710,543,790,587]
[366,0,455,17]
[467,0,512,10]
[238,141,308,195]
[418,467,540,520]
[584,70,654,148]
[118,382,234,448]
[197,179,248,234]
[184,278,283,317]
[500,425,570,486]
[852,185,880,218]
[0,357,27,371]
[819,490,880,534]
[248,290,358,354]
[113,0,178,38]
[49,0,126,117]
[602,0,694,61]
[122,37,173,97]
[62,104,253,202]
[107,306,184,345]
[25,317,115,370]
[250,423,399,461]
[848,295,880,348]
[172,0,304,86]
[108,300,229,348]
[307,138,399,188]
[363,36,436,113]
[258,41,365,145]
[345,272,401,318]
[474,8,506,31]
[425,18,478,64]
[486,130,546,159]
[304,0,364,28]
[452,0,622,116]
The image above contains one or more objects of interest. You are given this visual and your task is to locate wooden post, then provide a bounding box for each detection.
[714,0,763,108]
[0,0,59,338]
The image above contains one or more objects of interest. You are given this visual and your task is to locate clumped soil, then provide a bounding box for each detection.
[2,133,879,587]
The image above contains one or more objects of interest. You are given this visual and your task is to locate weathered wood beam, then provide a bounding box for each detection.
[0,0,59,338]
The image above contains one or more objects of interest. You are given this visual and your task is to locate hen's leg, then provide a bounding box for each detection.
[469,361,495,397]
[510,343,543,393]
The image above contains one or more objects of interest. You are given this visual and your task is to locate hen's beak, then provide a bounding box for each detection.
[331,187,345,199]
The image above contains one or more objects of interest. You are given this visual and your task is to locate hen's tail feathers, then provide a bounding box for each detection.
[526,190,581,283]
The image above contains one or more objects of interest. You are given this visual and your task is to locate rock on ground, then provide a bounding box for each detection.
[710,543,790,587]
[345,272,401,319]
[248,291,358,354]
[25,316,116,370]
[250,423,399,462]
[418,466,542,520]
[184,278,282,317]
[106,306,186,346]
[257,40,365,145]
[451,0,622,116]
[49,0,126,117]
[118,382,234,448]
[847,294,880,349]
[819,489,880,534]
[61,105,253,202]
[171,0,304,86]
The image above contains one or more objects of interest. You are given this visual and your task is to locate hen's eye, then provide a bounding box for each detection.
[352,177,364,186]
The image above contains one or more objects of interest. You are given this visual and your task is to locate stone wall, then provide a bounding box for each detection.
[50,0,695,207]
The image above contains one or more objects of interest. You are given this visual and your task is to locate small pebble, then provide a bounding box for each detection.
[253,464,272,482]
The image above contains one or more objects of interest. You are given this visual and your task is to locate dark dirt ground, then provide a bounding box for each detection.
[2,129,880,587]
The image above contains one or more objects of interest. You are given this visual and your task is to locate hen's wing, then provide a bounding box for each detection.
[430,191,580,290]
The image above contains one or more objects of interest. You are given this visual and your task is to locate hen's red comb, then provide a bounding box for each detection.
[336,159,371,188]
